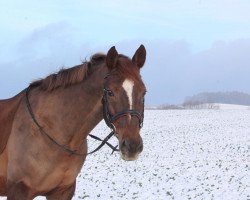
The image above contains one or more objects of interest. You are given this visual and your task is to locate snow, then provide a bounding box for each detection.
[1,109,249,200]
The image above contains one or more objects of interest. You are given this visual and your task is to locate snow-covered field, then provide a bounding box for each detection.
[1,107,250,199]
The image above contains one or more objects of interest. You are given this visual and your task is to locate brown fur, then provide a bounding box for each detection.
[0,45,146,199]
[7,181,35,200]
[0,177,7,195]
[0,91,25,154]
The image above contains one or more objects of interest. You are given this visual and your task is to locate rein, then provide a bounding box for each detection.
[25,86,118,156]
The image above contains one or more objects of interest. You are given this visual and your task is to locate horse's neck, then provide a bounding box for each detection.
[33,65,107,150]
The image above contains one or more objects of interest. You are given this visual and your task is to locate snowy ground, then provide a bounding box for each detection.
[1,107,249,199]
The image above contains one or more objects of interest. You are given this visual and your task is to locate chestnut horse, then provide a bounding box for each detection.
[0,45,146,199]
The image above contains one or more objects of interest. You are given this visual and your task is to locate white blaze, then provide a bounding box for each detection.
[122,79,134,110]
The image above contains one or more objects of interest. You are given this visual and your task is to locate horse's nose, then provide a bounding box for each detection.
[121,138,143,153]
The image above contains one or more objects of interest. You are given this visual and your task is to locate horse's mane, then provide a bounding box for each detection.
[30,53,141,92]
[30,53,106,91]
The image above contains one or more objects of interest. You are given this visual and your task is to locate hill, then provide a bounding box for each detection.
[183,91,250,106]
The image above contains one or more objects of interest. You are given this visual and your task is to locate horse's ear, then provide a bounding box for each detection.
[106,46,118,70]
[132,45,146,69]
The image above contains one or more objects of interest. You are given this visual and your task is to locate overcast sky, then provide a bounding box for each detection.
[0,0,250,105]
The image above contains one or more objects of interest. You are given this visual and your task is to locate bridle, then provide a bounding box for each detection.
[25,81,144,156]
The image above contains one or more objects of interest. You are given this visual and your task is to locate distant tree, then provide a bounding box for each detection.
[183,91,250,106]
[157,104,184,110]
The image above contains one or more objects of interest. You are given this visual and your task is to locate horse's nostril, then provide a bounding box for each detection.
[124,139,129,148]
[121,138,143,153]
[121,139,131,152]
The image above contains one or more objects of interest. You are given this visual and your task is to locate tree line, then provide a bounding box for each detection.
[183,91,250,107]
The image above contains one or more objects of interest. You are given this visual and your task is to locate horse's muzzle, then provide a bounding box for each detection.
[120,137,143,161]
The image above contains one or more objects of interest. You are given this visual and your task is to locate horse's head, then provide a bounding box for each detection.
[103,45,146,161]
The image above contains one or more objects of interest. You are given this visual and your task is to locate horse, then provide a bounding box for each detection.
[0,45,147,200]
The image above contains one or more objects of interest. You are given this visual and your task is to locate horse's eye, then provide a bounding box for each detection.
[107,90,114,96]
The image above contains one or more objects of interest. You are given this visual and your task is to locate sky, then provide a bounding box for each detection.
[0,0,250,105]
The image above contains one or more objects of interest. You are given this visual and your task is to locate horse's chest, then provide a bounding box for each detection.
[57,164,81,186]
[32,157,84,192]
[51,159,84,187]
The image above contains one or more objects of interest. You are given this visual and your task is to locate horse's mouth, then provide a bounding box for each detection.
[120,152,139,161]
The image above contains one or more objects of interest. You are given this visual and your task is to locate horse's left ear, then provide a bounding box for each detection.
[132,45,146,69]
[106,46,118,70]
